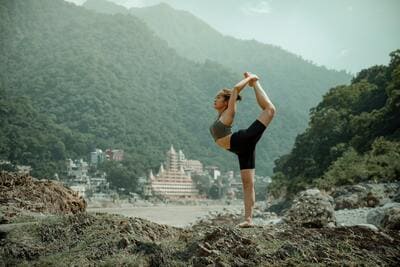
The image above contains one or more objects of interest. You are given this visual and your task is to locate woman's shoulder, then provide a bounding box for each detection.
[218,112,233,127]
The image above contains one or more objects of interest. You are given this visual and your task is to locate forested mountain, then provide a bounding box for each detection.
[268,50,400,197]
[0,0,242,180]
[1,0,352,190]
[0,89,89,177]
[83,0,352,174]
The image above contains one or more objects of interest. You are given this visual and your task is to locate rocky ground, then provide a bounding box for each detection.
[1,210,399,266]
[0,171,86,224]
[1,172,400,266]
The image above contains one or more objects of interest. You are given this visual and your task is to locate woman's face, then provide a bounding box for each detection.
[213,93,228,110]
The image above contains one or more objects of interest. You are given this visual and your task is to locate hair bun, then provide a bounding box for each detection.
[220,88,242,102]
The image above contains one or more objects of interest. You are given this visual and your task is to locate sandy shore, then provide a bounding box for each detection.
[87,204,243,227]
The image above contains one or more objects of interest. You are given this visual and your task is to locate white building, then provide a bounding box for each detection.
[144,145,203,199]
[66,158,89,179]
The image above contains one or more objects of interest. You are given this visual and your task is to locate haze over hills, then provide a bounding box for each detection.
[73,0,400,75]
[1,0,351,183]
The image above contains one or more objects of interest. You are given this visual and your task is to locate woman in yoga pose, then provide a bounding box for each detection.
[209,72,276,227]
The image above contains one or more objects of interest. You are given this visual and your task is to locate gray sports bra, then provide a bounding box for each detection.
[209,115,232,141]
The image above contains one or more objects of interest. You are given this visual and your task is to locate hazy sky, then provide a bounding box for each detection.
[67,0,400,75]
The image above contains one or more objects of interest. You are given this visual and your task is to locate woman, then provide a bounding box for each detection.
[209,72,276,228]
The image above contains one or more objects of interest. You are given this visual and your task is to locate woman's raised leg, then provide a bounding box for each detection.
[253,81,271,110]
[253,81,276,127]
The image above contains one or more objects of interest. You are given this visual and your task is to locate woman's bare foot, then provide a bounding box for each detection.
[236,220,255,228]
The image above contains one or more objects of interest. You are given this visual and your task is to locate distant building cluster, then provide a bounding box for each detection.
[1,144,273,202]
[64,147,124,199]
[65,158,109,199]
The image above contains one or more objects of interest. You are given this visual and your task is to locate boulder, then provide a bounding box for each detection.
[334,193,360,210]
[381,207,400,230]
[393,187,400,203]
[332,182,400,210]
[366,202,400,229]
[283,188,336,228]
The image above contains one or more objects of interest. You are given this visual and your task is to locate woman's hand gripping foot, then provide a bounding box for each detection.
[244,71,259,87]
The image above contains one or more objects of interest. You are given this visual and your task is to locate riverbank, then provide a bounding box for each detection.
[86,198,244,208]
[87,204,244,228]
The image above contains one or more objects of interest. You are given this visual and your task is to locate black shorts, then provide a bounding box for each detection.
[227,119,267,170]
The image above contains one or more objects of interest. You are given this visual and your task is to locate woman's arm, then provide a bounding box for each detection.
[226,76,258,114]
[220,75,258,125]
[233,76,254,93]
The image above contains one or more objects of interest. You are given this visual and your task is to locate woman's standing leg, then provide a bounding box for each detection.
[235,147,257,227]
[240,168,255,223]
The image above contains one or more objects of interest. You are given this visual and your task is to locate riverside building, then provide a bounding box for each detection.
[144,145,203,199]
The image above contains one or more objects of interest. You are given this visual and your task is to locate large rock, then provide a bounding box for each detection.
[381,207,400,230]
[367,202,400,230]
[334,192,362,210]
[332,182,400,210]
[283,188,336,228]
[393,187,400,202]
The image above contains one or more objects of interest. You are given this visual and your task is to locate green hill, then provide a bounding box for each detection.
[0,0,244,181]
[0,89,88,177]
[83,0,353,174]
[269,50,400,197]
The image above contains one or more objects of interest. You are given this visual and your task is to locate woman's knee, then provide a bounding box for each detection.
[257,108,275,127]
